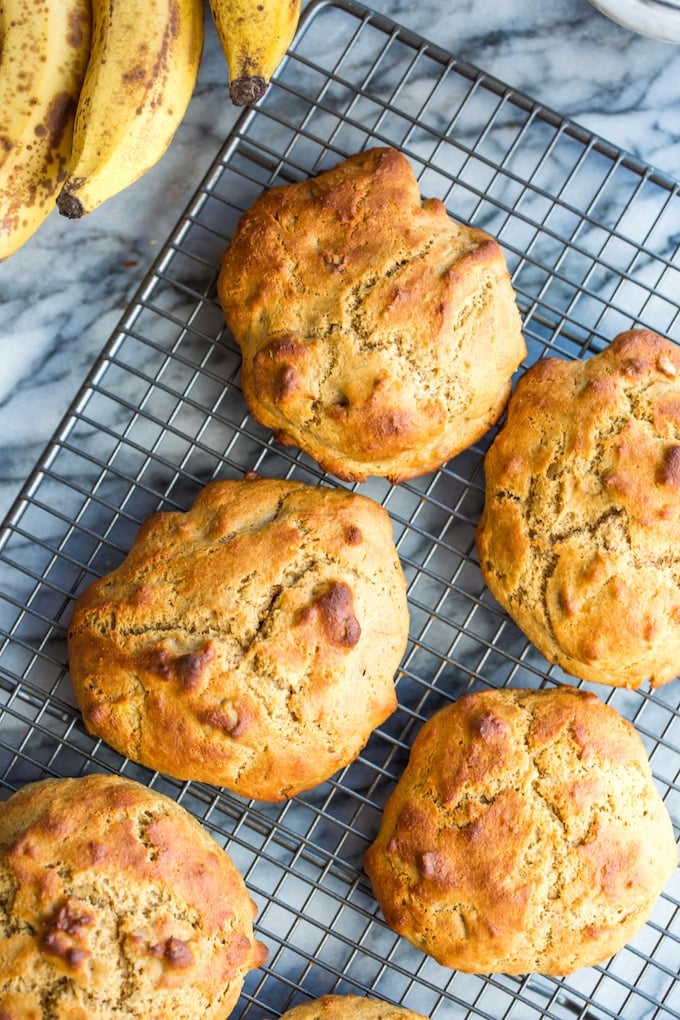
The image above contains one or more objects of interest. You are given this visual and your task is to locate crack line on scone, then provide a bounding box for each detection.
[117,911,138,1013]
[237,553,328,651]
[513,701,595,959]
[522,508,630,651]
[79,542,326,652]
[40,983,62,1019]
[309,337,340,426]
[544,506,630,553]
[135,808,162,861]
[345,243,434,350]
[209,501,290,542]
[515,708,662,950]
[82,555,362,669]
[517,697,576,834]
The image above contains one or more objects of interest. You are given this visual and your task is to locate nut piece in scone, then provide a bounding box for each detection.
[67,475,410,800]
[476,328,680,689]
[218,146,526,483]
[364,686,678,976]
[0,773,267,1018]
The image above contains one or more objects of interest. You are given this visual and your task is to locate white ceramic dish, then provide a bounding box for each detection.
[589,0,680,42]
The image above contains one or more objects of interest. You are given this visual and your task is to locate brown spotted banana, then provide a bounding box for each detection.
[57,0,204,220]
[208,0,302,105]
[0,0,91,260]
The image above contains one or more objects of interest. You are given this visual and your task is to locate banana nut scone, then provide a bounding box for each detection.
[364,686,678,976]
[67,475,409,801]
[476,328,680,689]
[276,994,428,1019]
[218,146,526,483]
[0,773,267,1019]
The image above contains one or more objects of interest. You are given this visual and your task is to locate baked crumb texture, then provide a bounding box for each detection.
[218,146,526,483]
[67,476,410,801]
[0,774,267,1018]
[364,686,678,976]
[476,328,680,689]
[278,994,428,1019]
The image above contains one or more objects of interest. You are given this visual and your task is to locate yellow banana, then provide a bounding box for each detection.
[0,0,91,261]
[208,0,302,105]
[57,0,204,219]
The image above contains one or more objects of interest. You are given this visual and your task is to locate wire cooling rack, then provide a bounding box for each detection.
[1,1,679,1016]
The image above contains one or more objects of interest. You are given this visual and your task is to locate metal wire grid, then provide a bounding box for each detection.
[0,0,679,1016]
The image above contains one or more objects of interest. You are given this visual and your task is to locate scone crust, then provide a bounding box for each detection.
[0,773,267,1019]
[364,686,677,976]
[67,476,409,800]
[278,994,428,1019]
[476,328,680,688]
[218,146,525,482]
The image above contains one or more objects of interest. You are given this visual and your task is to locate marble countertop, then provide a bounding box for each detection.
[1,0,679,525]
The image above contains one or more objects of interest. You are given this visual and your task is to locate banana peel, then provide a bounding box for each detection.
[0,0,91,260]
[208,0,302,105]
[56,0,204,220]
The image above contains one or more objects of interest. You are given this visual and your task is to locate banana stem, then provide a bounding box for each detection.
[56,192,85,220]
[230,76,267,105]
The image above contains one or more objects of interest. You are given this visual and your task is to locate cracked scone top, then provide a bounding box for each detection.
[276,994,428,1018]
[0,773,267,1019]
[476,329,680,689]
[364,686,678,976]
[217,146,526,483]
[67,475,409,800]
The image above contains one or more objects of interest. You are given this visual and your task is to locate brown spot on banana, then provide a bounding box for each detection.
[67,8,88,48]
[43,92,77,148]
[122,65,147,84]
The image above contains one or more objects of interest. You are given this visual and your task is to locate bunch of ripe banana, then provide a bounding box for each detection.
[0,0,302,262]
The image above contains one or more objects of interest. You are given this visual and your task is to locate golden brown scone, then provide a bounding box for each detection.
[476,329,680,689]
[67,475,409,801]
[217,146,526,483]
[276,994,428,1019]
[0,773,267,1019]
[364,686,678,976]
